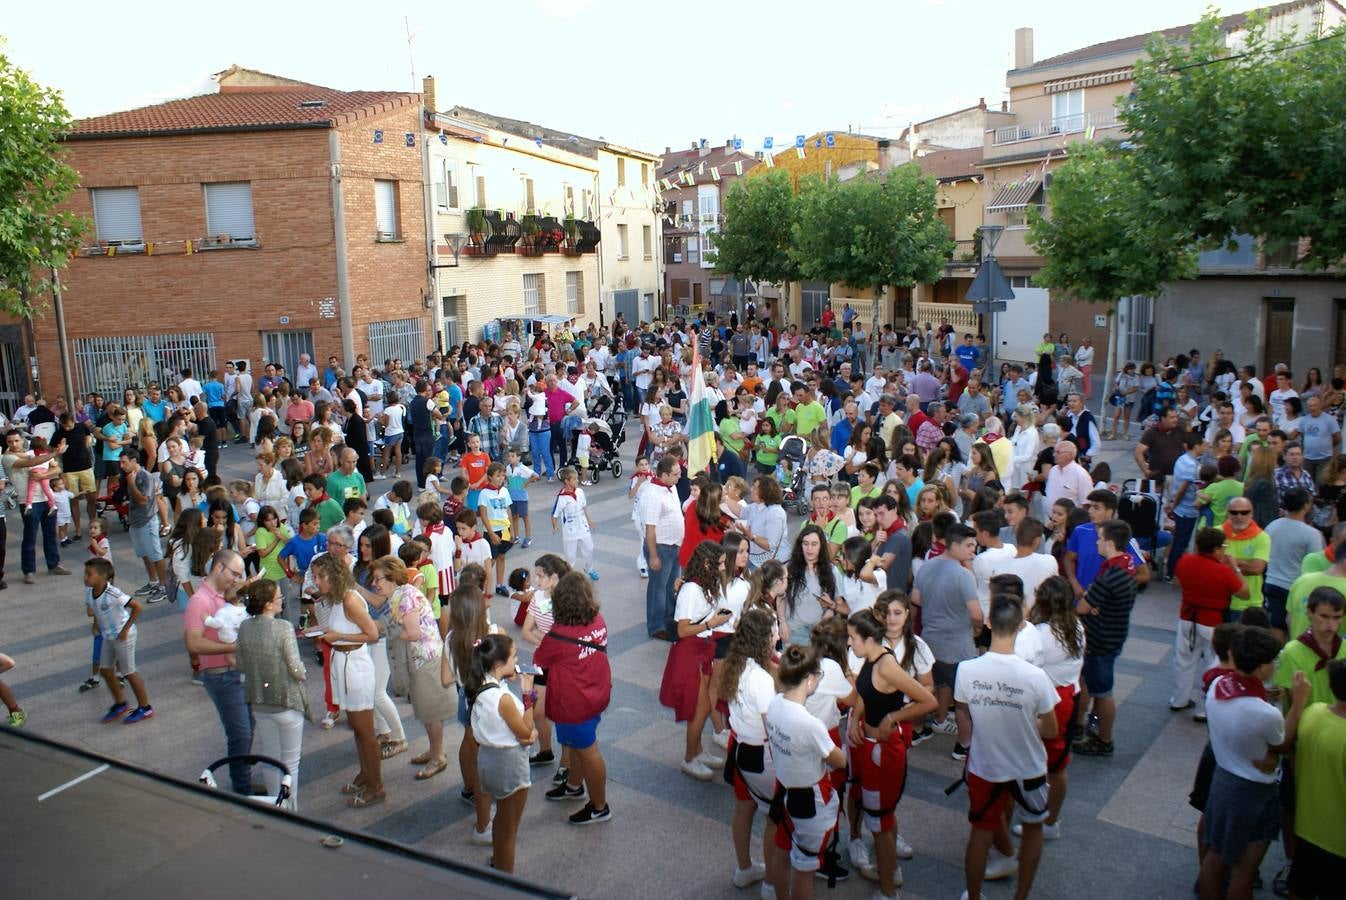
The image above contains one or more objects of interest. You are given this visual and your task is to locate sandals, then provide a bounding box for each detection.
[415,757,450,781]
[347,791,387,808]
[379,740,408,760]
[321,712,339,730]
[410,750,434,765]
[339,781,366,795]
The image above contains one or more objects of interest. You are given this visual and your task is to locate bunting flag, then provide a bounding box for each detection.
[146,242,154,256]
[763,154,775,168]
[687,345,715,476]
[105,245,116,257]
[185,240,193,254]
[683,170,695,185]
[734,161,743,176]
[697,162,705,175]
[1084,124,1097,140]
[709,166,720,182]
[796,146,806,159]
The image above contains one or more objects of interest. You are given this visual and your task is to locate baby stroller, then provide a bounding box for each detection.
[777,435,810,516]
[199,754,293,810]
[581,417,623,481]
[96,474,131,531]
[1119,478,1169,581]
[605,407,627,447]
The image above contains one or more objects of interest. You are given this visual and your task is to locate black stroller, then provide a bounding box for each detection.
[581,417,623,481]
[777,435,810,516]
[199,754,293,810]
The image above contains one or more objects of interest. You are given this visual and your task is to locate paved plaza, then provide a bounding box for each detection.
[1,432,1282,899]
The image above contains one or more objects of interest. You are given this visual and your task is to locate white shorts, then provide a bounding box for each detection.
[330,646,375,711]
[776,780,841,872]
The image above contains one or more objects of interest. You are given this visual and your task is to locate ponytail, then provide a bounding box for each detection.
[464,633,514,702]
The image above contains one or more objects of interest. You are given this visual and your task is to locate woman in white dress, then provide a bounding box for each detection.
[1009,404,1041,493]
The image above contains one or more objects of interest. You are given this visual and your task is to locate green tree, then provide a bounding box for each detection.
[707,168,801,286]
[791,164,951,353]
[0,41,86,316]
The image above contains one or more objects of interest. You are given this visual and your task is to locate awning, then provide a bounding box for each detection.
[986,178,1043,212]
[494,314,576,324]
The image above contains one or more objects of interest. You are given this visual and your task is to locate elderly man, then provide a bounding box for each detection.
[1274,442,1317,508]
[185,549,251,793]
[1065,392,1102,464]
[916,402,947,455]
[831,400,860,455]
[957,378,992,422]
[326,448,368,503]
[294,353,319,396]
[911,360,941,410]
[1045,441,1093,508]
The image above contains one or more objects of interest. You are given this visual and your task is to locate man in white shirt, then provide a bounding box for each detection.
[588,341,610,376]
[12,394,36,425]
[865,367,888,401]
[178,369,205,406]
[1045,442,1093,508]
[641,455,685,640]
[1204,401,1246,449]
[955,597,1060,900]
[232,362,254,442]
[990,519,1061,610]
[1267,370,1299,428]
[631,346,657,398]
[501,331,522,362]
[294,354,319,395]
[971,511,1018,615]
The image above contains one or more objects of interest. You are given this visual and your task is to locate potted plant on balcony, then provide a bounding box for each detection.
[519,213,541,255]
[466,207,488,255]
[562,214,581,256]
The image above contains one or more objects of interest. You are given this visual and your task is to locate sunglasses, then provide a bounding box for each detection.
[1228,510,1252,516]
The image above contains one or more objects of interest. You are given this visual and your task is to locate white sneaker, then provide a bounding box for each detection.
[984,849,1018,880]
[759,884,777,900]
[471,822,493,845]
[639,567,649,579]
[1012,821,1061,840]
[733,862,766,887]
[848,838,879,881]
[710,729,731,751]
[960,892,986,900]
[681,757,714,780]
[695,748,725,769]
[871,891,898,900]
[893,831,914,859]
[931,716,959,735]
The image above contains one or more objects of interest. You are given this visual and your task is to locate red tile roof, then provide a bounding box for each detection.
[69,86,420,139]
[916,148,983,182]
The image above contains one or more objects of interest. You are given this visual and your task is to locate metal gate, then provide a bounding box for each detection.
[368,318,426,368]
[612,289,640,325]
[0,326,26,410]
[262,330,315,381]
[73,332,216,397]
[1117,295,1154,364]
[801,282,829,328]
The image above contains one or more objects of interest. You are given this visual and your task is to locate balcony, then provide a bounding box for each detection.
[991,110,1120,146]
[915,301,980,331]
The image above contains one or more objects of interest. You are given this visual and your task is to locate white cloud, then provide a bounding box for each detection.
[530,0,593,17]
[117,71,217,111]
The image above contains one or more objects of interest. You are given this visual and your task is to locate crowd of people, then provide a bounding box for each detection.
[0,305,1344,900]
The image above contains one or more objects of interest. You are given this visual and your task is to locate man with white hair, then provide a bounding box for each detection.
[295,354,318,395]
[1045,441,1093,507]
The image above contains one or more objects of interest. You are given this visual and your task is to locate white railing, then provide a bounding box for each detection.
[914,302,979,331]
[992,110,1120,145]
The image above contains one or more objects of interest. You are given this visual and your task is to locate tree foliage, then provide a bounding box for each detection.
[1028,142,1196,302]
[0,41,86,316]
[707,168,801,285]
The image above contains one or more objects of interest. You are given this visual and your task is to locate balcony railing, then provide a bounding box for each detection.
[992,110,1120,145]
[947,239,979,264]
[915,301,980,331]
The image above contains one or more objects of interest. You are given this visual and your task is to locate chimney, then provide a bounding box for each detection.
[665,146,671,154]
[978,97,986,110]
[690,141,698,150]
[725,139,733,150]
[1014,27,1034,69]
[422,75,436,113]
[1002,100,1009,112]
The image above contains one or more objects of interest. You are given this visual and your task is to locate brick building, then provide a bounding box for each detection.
[46,65,428,399]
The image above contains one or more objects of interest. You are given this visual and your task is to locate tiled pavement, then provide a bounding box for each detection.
[0,430,1286,899]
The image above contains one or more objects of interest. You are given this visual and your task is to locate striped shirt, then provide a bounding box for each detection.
[1082,564,1136,657]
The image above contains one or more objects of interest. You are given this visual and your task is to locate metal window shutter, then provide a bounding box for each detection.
[204,182,255,240]
[92,187,142,242]
[375,180,397,235]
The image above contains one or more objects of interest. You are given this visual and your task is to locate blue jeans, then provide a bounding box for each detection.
[530,429,554,477]
[203,670,254,794]
[433,422,453,462]
[645,543,681,637]
[20,501,60,575]
[1167,514,1199,579]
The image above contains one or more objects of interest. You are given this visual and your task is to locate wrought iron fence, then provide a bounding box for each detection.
[73,332,216,398]
[368,318,426,368]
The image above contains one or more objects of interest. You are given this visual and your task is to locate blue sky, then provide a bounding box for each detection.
[5,0,1240,153]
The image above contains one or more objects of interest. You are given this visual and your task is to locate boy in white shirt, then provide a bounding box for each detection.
[628,456,654,578]
[551,467,598,581]
[52,475,75,545]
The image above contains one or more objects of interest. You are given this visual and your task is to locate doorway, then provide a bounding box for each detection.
[1263,299,1294,374]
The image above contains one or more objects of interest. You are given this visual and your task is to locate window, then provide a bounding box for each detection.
[90,187,143,243]
[521,177,535,214]
[687,235,700,264]
[1009,276,1034,288]
[441,295,461,349]
[566,271,581,314]
[697,185,719,223]
[665,237,683,264]
[617,158,626,187]
[564,184,575,215]
[640,162,649,186]
[472,169,488,208]
[374,180,399,239]
[522,273,542,317]
[203,182,255,243]
[435,161,459,209]
[368,318,425,365]
[581,189,593,219]
[617,224,630,259]
[672,278,692,303]
[73,331,215,398]
[681,199,693,217]
[643,225,653,259]
[262,330,315,379]
[1052,90,1084,133]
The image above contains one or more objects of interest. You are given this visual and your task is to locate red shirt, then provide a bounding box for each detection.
[1174,552,1242,626]
[679,505,727,567]
[462,452,490,490]
[908,410,929,435]
[533,615,611,723]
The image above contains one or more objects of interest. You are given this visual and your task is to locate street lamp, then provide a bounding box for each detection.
[964,224,1014,376]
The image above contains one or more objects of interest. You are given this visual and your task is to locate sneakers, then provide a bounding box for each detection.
[552,766,571,785]
[48,565,70,576]
[710,729,731,751]
[848,838,879,881]
[910,725,935,746]
[814,853,849,882]
[123,706,154,724]
[1013,821,1061,840]
[638,567,649,579]
[568,802,611,826]
[893,832,914,859]
[951,742,969,761]
[681,757,714,780]
[6,709,26,728]
[960,893,987,900]
[145,585,166,604]
[520,537,533,548]
[190,671,204,686]
[101,702,129,723]
[733,862,766,888]
[931,716,960,736]
[984,849,1018,880]
[759,884,777,900]
[494,585,510,598]
[588,569,600,581]
[22,573,34,585]
[545,782,586,802]
[695,748,725,769]
[78,677,101,693]
[460,787,476,806]
[471,823,493,846]
[1072,735,1115,756]
[133,582,157,596]
[529,749,555,767]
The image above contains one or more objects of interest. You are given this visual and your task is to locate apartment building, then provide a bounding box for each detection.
[597,144,662,326]
[48,65,427,397]
[982,0,1346,368]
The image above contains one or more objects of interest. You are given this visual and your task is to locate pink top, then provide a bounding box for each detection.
[184,582,233,668]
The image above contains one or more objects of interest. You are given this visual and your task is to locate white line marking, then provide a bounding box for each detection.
[37,764,110,802]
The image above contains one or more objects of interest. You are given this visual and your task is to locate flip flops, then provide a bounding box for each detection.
[415,757,450,781]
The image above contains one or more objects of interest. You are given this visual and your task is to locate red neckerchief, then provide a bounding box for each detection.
[984,432,1003,443]
[1327,544,1337,564]
[1213,671,1268,702]
[1201,665,1229,693]
[812,510,835,526]
[1098,553,1136,577]
[884,520,905,538]
[1297,629,1344,671]
[423,522,446,537]
[557,488,578,499]
[654,478,675,492]
[1223,519,1264,542]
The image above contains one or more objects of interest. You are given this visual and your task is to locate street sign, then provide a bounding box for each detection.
[971,301,1008,314]
[965,258,1015,303]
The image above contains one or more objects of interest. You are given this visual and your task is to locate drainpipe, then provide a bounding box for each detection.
[329,131,356,370]
[419,102,438,352]
[594,168,605,329]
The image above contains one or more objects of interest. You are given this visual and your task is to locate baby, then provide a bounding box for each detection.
[203,596,249,642]
[23,436,59,513]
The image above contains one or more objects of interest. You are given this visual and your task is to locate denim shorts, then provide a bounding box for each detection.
[1082,649,1121,697]
[554,714,602,750]
[129,520,163,562]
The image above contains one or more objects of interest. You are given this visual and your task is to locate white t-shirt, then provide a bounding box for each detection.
[1205,684,1286,784]
[728,658,775,744]
[972,545,1018,614]
[954,651,1057,781]
[803,657,851,731]
[840,568,887,614]
[851,632,935,681]
[714,576,750,634]
[766,694,836,788]
[674,582,717,638]
[470,677,525,749]
[382,403,405,436]
[1013,622,1045,668]
[988,553,1061,613]
[1035,621,1085,689]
